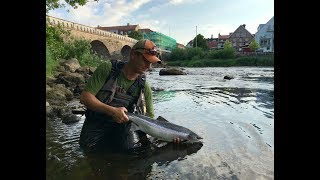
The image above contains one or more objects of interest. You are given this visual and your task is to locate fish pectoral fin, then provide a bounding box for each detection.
[130,122,140,131]
[156,116,169,122]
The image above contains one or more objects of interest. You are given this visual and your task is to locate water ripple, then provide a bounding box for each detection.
[47,67,274,179]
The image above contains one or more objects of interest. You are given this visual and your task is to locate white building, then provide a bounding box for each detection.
[255,16,274,52]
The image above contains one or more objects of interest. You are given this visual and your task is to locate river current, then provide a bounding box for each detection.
[46,66,274,180]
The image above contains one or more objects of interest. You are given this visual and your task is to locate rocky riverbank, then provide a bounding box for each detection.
[46,58,94,124]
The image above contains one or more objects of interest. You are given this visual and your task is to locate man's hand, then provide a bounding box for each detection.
[111,107,129,123]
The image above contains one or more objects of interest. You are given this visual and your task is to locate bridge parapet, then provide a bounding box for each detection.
[47,15,137,44]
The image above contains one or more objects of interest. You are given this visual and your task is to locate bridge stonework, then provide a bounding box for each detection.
[47,15,137,59]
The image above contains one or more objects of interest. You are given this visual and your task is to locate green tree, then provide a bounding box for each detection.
[223,39,233,49]
[248,39,260,51]
[46,0,98,12]
[193,34,208,50]
[128,31,143,40]
[46,18,70,61]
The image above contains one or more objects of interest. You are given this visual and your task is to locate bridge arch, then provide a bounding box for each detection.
[121,45,132,61]
[90,40,111,58]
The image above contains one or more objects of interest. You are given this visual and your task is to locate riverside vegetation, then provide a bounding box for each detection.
[167,46,273,67]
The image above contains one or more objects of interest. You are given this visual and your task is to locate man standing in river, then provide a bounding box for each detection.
[79,39,181,153]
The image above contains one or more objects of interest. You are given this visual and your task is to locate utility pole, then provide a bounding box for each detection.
[196,26,197,48]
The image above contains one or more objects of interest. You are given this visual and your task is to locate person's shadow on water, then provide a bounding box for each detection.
[83,140,203,180]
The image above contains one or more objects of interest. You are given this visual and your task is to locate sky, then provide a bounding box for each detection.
[48,0,274,46]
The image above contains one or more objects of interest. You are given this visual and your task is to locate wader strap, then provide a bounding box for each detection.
[96,60,126,103]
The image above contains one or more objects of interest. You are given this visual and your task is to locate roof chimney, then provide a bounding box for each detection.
[211,34,213,39]
[242,24,246,28]
[127,23,130,26]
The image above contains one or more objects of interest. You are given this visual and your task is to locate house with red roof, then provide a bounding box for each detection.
[217,33,232,49]
[206,35,219,50]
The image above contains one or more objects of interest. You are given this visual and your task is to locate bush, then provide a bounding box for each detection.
[46,22,68,62]
[61,38,92,60]
[186,47,205,60]
[206,49,235,59]
[78,53,106,67]
[169,48,187,61]
[169,47,205,61]
[46,46,59,77]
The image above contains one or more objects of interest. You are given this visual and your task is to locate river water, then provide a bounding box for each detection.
[46,67,274,180]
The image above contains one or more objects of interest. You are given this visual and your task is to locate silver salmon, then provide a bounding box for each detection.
[127,112,202,143]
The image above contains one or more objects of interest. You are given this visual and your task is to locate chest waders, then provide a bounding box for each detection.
[79,60,147,153]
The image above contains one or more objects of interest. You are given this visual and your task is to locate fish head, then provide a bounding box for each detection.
[185,132,203,143]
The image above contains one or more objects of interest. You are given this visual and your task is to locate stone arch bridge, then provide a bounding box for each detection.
[47,15,137,60]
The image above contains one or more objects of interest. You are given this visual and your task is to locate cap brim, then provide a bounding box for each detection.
[143,53,161,63]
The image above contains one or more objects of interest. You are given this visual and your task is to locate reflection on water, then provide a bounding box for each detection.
[83,142,203,179]
[47,67,274,179]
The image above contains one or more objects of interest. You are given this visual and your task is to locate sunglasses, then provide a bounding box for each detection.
[136,47,158,56]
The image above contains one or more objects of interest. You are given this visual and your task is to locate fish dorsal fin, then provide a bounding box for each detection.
[156,116,169,122]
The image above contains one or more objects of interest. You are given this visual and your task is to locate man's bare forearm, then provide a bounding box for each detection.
[80,91,115,117]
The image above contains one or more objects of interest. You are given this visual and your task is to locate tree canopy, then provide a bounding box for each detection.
[223,39,233,49]
[249,39,260,51]
[192,34,208,50]
[46,0,98,12]
[128,31,143,40]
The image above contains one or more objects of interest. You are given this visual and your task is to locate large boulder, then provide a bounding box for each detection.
[159,67,187,75]
[60,58,81,73]
[55,72,85,90]
[46,83,73,106]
